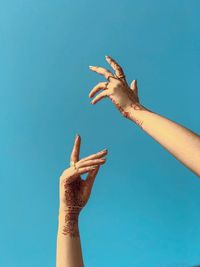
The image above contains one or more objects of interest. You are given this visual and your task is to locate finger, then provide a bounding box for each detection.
[89,82,108,98]
[77,158,106,168]
[78,165,99,175]
[85,165,100,191]
[79,149,108,163]
[70,134,81,163]
[89,66,116,81]
[105,55,126,82]
[91,90,110,105]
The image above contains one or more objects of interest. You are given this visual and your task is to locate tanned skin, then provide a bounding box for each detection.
[88,55,200,177]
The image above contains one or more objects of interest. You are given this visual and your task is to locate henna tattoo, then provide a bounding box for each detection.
[134,118,143,128]
[62,207,81,237]
[129,103,144,128]
[111,98,129,118]
[110,97,144,128]
[60,178,86,237]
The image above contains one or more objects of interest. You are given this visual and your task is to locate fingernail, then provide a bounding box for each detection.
[76,134,80,138]
[90,101,94,105]
[89,65,94,68]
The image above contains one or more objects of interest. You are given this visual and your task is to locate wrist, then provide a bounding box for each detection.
[123,103,146,124]
[58,206,81,237]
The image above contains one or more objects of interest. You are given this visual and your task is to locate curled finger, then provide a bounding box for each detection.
[77,158,106,168]
[89,82,108,98]
[78,165,99,175]
[91,90,110,105]
[79,149,108,163]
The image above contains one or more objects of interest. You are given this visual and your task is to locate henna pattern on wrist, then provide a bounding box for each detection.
[129,103,144,128]
[110,98,144,128]
[62,207,81,237]
[60,178,85,237]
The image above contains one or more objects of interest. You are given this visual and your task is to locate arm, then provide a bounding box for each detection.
[126,104,200,176]
[88,55,200,177]
[56,135,108,267]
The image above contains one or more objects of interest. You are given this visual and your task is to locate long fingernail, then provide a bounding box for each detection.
[76,134,80,139]
[89,65,94,68]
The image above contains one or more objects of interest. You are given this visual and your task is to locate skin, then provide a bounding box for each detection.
[56,134,108,267]
[88,55,200,177]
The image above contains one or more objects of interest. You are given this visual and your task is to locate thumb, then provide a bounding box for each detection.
[130,79,138,93]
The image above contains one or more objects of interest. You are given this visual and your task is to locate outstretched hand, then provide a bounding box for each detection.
[59,135,108,236]
[59,135,107,211]
[89,55,142,118]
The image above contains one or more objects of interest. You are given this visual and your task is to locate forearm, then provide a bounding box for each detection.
[126,104,200,176]
[56,206,84,267]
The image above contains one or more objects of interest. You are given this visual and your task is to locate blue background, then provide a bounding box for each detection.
[0,0,200,266]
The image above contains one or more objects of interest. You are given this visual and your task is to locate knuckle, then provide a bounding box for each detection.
[113,79,122,87]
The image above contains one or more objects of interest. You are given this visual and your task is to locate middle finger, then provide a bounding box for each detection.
[89,81,108,98]
[89,66,116,81]
[79,149,108,163]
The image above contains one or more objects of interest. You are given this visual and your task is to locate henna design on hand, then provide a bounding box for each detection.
[59,135,107,237]
[89,56,145,126]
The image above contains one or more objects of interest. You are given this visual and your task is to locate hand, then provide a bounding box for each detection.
[88,55,143,118]
[59,134,107,212]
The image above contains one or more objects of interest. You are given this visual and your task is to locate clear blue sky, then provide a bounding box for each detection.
[0,0,200,266]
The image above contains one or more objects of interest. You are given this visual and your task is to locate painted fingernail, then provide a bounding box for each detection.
[89,65,94,68]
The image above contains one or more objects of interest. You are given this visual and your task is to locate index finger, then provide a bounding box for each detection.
[105,55,126,82]
[70,134,81,163]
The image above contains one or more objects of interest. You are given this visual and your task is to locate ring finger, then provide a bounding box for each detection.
[89,81,108,98]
